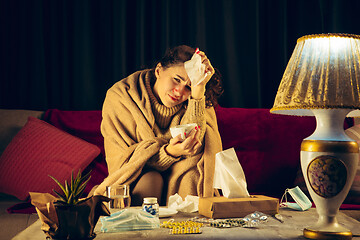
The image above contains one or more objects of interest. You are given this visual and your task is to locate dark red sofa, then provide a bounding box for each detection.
[2,106,359,213]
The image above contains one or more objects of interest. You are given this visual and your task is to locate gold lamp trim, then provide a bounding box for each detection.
[301,140,359,153]
[298,33,360,42]
[270,105,360,113]
[303,228,353,240]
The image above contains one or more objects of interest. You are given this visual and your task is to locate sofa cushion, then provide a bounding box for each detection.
[215,106,317,198]
[43,109,107,195]
[0,116,100,200]
[0,109,44,156]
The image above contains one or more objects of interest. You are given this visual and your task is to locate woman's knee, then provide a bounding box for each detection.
[142,171,164,187]
[131,171,164,205]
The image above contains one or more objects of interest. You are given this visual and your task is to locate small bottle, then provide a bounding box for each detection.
[142,197,159,217]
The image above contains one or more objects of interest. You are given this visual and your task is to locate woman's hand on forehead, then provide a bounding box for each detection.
[190,50,214,99]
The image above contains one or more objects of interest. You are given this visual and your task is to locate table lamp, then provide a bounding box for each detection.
[271,33,360,239]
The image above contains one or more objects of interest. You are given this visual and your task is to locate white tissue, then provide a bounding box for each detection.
[184,48,211,86]
[213,148,250,198]
[168,193,199,213]
[170,123,197,140]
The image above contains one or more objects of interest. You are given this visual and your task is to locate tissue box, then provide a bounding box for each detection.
[199,195,279,219]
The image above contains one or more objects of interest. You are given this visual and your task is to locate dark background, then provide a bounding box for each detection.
[1,0,360,111]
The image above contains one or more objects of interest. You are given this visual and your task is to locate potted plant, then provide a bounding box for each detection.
[30,170,110,240]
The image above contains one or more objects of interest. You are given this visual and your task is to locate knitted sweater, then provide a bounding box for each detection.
[94,69,222,199]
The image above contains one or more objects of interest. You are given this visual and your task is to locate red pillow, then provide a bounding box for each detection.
[43,109,108,195]
[0,117,100,200]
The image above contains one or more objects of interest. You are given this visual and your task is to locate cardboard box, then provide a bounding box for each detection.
[199,195,279,219]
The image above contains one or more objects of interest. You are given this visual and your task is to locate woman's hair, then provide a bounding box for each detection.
[157,45,223,108]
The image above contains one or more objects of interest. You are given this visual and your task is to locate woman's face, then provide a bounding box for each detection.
[153,64,191,108]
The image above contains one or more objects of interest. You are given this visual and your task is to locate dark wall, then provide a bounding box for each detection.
[1,0,360,110]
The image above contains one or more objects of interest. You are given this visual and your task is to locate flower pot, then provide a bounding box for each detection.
[31,194,110,240]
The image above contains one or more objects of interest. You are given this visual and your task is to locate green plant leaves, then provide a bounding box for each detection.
[49,169,91,205]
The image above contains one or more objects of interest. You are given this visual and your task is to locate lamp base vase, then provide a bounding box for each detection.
[300,109,359,240]
[301,140,358,240]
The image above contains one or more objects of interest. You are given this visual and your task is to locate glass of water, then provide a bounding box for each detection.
[106,184,131,209]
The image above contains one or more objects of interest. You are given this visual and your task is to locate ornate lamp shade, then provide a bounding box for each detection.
[271,33,360,240]
[271,33,360,117]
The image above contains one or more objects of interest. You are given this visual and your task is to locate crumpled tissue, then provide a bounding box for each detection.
[184,48,211,86]
[100,208,160,232]
[168,193,199,213]
[213,148,250,198]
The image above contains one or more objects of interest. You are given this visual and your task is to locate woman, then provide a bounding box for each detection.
[94,45,223,205]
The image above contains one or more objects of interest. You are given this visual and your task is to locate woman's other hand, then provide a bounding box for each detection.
[191,50,214,99]
[165,127,202,157]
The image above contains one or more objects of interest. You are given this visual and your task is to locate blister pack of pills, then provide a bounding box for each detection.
[161,220,203,234]
[189,216,246,228]
[242,211,268,227]
[209,219,246,228]
[189,212,269,229]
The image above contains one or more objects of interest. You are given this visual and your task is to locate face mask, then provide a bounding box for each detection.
[280,186,312,211]
[100,208,160,232]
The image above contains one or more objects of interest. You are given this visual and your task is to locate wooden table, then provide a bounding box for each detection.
[13,208,360,240]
